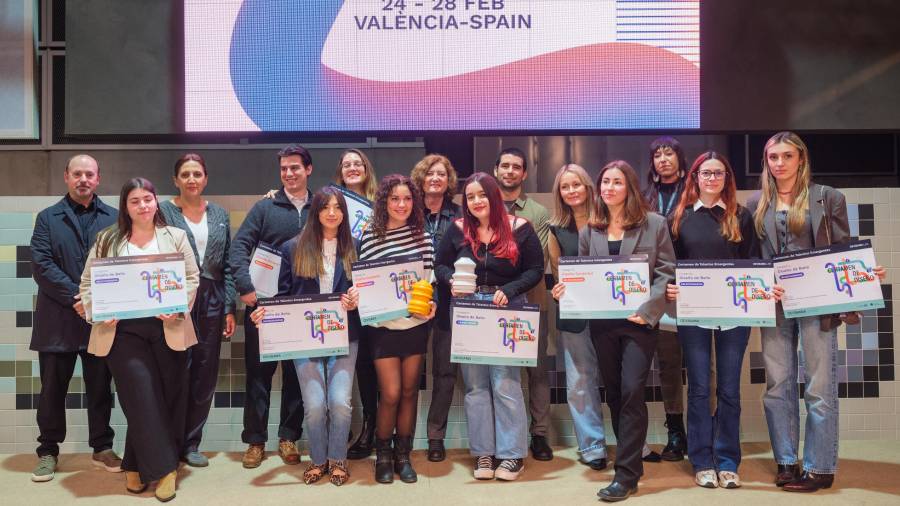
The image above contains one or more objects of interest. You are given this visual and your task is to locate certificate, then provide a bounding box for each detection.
[352,254,425,325]
[774,239,884,318]
[676,259,776,327]
[450,300,540,367]
[257,293,349,362]
[89,253,188,321]
[249,242,282,298]
[329,184,373,241]
[558,255,650,319]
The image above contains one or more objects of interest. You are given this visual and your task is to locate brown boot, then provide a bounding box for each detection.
[278,439,301,465]
[125,471,146,493]
[242,444,265,469]
[155,470,176,502]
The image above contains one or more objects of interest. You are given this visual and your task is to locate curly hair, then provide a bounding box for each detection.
[409,153,458,200]
[370,174,425,238]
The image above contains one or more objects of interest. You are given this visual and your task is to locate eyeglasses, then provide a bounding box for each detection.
[697,170,728,180]
[341,161,365,169]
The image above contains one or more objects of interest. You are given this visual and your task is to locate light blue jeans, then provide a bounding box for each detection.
[559,327,607,461]
[761,315,839,474]
[460,291,529,459]
[293,341,359,465]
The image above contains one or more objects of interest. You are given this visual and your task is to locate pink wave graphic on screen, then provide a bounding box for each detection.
[322,42,699,130]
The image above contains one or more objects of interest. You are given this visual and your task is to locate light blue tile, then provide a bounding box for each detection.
[0,279,14,294]
[0,213,35,229]
[0,230,31,245]
[0,377,14,393]
[862,332,879,350]
[32,360,39,376]
[0,263,15,278]
[15,294,33,311]
[849,220,859,237]
[73,361,82,377]
[0,345,14,360]
[15,278,37,294]
[0,296,17,311]
[847,204,859,222]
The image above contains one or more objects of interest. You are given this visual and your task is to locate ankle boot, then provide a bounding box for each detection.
[155,470,177,502]
[125,471,146,493]
[661,413,687,461]
[393,435,417,483]
[348,414,377,459]
[374,438,394,484]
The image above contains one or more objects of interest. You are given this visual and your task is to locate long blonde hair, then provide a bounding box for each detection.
[753,131,812,236]
[549,164,596,228]
[334,149,378,201]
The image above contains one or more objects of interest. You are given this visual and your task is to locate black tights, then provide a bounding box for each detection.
[374,354,423,439]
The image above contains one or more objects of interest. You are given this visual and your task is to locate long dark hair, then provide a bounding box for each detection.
[670,151,742,242]
[643,136,688,214]
[292,187,357,278]
[94,178,167,257]
[370,174,425,238]
[459,173,519,264]
[591,161,648,231]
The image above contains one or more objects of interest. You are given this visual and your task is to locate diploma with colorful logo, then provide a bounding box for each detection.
[89,253,188,321]
[329,184,373,241]
[558,255,650,319]
[675,259,776,327]
[450,300,540,367]
[257,293,349,362]
[774,239,884,318]
[249,242,282,298]
[352,254,425,326]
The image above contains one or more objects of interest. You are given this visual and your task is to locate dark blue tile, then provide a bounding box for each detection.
[750,368,766,384]
[838,383,848,398]
[214,392,230,408]
[879,349,894,364]
[15,311,32,328]
[15,393,31,409]
[16,246,30,262]
[858,221,874,236]
[857,204,874,220]
[879,365,894,381]
[65,393,81,409]
[881,284,892,298]
[863,366,878,381]
[231,392,245,408]
[879,334,894,348]
[863,382,879,398]
[16,262,32,278]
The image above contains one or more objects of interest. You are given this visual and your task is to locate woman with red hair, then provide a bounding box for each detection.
[434,173,544,481]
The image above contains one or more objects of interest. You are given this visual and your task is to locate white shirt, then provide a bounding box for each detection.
[285,189,309,216]
[119,236,160,256]
[692,198,735,331]
[184,211,208,267]
[319,239,337,294]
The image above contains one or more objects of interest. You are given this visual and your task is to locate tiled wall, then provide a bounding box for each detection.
[1,189,898,456]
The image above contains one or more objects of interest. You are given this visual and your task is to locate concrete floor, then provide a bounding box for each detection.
[3,442,900,505]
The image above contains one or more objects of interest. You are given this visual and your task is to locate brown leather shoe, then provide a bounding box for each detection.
[125,471,146,494]
[155,470,177,502]
[775,463,800,486]
[783,471,834,492]
[278,439,301,465]
[242,444,265,469]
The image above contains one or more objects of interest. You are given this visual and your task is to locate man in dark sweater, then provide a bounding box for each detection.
[230,144,313,468]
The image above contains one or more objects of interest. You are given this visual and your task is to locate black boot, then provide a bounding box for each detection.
[374,438,394,484]
[393,435,418,483]
[348,414,376,459]
[661,413,687,461]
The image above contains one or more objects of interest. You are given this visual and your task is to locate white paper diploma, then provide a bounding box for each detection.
[676,259,776,327]
[450,300,540,367]
[774,239,884,318]
[249,243,282,298]
[257,293,350,362]
[89,253,188,321]
[558,255,650,319]
[329,184,373,241]
[352,254,425,325]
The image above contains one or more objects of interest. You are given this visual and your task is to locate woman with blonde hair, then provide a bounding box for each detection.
[334,148,379,201]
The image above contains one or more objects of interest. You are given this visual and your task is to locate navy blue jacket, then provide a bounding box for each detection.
[230,188,311,296]
[30,196,118,352]
[277,237,361,342]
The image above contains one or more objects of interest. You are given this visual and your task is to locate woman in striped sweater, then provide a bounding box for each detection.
[358,174,436,484]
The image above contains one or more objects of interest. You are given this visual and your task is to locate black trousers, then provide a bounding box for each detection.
[591,320,658,487]
[183,277,226,453]
[242,308,304,444]
[36,349,115,457]
[426,326,457,439]
[107,318,187,483]
[355,334,379,420]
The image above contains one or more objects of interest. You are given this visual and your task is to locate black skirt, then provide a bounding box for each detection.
[365,323,429,359]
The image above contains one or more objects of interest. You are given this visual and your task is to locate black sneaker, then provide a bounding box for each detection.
[494,458,524,481]
[474,455,495,480]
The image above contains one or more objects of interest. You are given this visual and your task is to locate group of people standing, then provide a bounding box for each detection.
[27,131,882,502]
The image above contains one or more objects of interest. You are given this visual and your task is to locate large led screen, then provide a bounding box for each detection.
[185,1,700,132]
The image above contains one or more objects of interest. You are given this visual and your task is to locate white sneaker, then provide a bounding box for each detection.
[473,455,495,480]
[494,458,524,481]
[695,469,718,488]
[718,470,741,488]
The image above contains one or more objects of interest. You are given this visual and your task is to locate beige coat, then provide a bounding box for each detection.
[79,226,200,356]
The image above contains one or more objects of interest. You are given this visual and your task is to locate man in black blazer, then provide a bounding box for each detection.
[29,155,119,482]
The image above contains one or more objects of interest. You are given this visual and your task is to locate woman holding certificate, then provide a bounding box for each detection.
[552,161,675,502]
[358,174,436,484]
[250,187,361,486]
[79,178,200,502]
[747,132,886,492]
[434,173,544,482]
[665,152,765,489]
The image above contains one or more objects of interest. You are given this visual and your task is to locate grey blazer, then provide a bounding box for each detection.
[746,183,850,330]
[578,212,676,327]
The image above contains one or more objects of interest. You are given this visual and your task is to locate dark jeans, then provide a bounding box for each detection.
[426,326,457,439]
[184,277,226,453]
[36,350,115,457]
[107,318,187,483]
[591,320,657,487]
[355,334,379,420]
[242,308,304,444]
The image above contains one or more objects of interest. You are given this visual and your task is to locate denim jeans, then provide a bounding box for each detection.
[559,327,607,461]
[460,291,529,459]
[293,341,359,465]
[677,325,750,473]
[761,315,839,474]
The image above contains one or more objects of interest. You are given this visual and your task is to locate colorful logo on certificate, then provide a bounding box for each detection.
[390,269,420,303]
[826,257,876,298]
[604,269,648,305]
[726,274,772,312]
[304,307,346,344]
[140,268,184,303]
[351,210,371,239]
[496,317,536,353]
